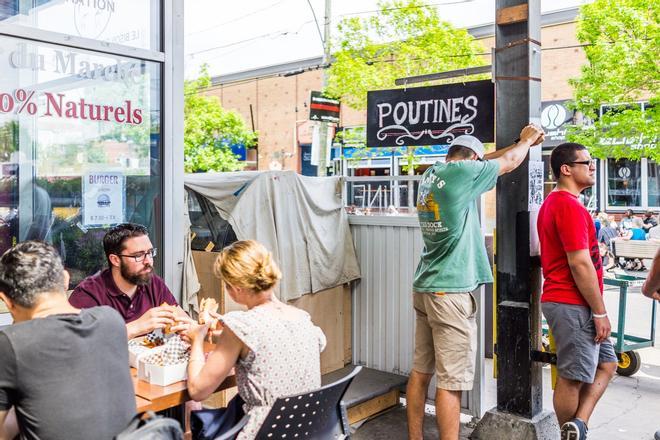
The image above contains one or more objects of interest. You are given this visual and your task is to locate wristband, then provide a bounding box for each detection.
[592,312,607,318]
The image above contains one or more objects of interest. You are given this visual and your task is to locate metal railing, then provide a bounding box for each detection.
[342,175,422,216]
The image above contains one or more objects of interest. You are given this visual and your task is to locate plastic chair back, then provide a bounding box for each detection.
[254,366,362,439]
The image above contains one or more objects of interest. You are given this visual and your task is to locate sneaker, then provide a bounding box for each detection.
[561,418,588,440]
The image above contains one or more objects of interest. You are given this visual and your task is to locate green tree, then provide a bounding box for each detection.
[184,66,257,173]
[568,0,659,161]
[326,0,488,110]
[326,0,488,185]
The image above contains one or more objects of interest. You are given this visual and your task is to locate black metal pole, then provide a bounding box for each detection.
[494,0,543,419]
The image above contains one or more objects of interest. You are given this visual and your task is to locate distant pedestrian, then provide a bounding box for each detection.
[538,143,617,440]
[643,211,658,233]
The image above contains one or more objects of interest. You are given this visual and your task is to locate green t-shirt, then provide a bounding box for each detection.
[413,159,500,293]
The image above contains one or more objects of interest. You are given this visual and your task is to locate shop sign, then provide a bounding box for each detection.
[82,172,125,227]
[599,103,657,150]
[540,100,576,147]
[8,45,141,83]
[367,80,494,148]
[309,91,340,123]
[0,89,143,125]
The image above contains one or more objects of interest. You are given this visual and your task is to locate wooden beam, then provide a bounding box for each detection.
[496,4,528,25]
[347,389,400,424]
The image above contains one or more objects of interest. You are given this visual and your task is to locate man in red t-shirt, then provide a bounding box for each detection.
[538,143,618,440]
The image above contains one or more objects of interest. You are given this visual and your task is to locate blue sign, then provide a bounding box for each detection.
[300,144,318,176]
[337,144,449,159]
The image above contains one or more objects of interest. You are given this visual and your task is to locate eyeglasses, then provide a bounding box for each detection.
[568,159,596,167]
[116,248,157,262]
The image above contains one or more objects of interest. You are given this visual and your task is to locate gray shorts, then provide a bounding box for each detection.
[542,302,618,384]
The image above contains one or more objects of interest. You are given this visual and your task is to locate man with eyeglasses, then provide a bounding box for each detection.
[69,223,188,339]
[538,143,618,440]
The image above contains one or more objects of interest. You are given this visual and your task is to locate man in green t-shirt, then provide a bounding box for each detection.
[406,124,544,440]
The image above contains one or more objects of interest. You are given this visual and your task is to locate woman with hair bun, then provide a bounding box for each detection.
[184,240,326,439]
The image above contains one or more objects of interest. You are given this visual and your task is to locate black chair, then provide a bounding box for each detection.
[216,366,362,440]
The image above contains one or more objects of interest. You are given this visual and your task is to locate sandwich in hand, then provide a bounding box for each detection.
[199,297,220,331]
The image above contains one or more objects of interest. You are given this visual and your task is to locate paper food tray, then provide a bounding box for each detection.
[137,346,188,386]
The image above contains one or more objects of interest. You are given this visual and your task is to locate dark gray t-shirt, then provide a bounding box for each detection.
[0,306,136,440]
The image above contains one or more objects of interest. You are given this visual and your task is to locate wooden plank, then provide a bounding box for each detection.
[192,250,245,313]
[202,386,238,409]
[343,285,352,365]
[347,389,400,424]
[289,286,345,374]
[496,4,528,25]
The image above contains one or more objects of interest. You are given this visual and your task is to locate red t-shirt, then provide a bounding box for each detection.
[538,190,603,306]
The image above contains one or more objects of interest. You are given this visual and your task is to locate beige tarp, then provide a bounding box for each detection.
[183,171,361,306]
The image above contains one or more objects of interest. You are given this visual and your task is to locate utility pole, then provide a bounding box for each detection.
[317,0,331,176]
[472,1,558,438]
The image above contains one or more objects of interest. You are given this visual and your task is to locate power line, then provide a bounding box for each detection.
[187,20,314,58]
[185,1,287,37]
[188,21,314,63]
[184,41,597,96]
[336,0,474,17]
[305,0,325,47]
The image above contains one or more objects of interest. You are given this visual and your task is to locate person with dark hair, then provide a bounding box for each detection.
[0,241,135,440]
[619,208,635,233]
[69,223,188,339]
[643,210,658,233]
[538,142,618,440]
[407,124,544,440]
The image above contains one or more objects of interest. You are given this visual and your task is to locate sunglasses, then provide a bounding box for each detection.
[567,159,596,167]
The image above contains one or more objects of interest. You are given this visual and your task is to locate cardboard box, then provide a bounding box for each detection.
[128,337,157,368]
[137,346,188,386]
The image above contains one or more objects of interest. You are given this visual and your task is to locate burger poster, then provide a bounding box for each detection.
[82,171,125,227]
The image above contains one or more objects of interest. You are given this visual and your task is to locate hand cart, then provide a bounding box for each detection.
[604,274,656,376]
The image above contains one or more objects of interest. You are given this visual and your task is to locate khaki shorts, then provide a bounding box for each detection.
[412,292,477,391]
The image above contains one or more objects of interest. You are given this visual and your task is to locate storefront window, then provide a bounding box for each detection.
[607,158,641,207]
[0,35,161,287]
[0,0,160,51]
[649,160,660,208]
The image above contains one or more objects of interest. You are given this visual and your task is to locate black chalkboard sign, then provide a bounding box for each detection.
[309,91,340,123]
[367,80,494,147]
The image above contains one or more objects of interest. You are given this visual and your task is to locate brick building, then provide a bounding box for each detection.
[203,7,659,215]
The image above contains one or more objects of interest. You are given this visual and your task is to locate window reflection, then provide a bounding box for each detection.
[607,159,641,207]
[0,35,162,288]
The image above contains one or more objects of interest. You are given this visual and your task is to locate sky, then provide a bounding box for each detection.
[184,0,592,79]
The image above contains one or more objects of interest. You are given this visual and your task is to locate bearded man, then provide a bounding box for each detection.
[69,223,185,339]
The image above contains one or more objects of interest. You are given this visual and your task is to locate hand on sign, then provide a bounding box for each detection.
[519,124,545,146]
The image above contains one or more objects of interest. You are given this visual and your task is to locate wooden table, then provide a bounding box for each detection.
[132,369,237,413]
[132,343,236,413]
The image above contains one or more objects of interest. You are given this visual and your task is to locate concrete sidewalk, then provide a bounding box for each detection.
[355,277,660,439]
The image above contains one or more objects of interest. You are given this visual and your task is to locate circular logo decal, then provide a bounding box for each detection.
[541,103,568,130]
[618,167,631,179]
[97,194,111,207]
[74,2,114,40]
